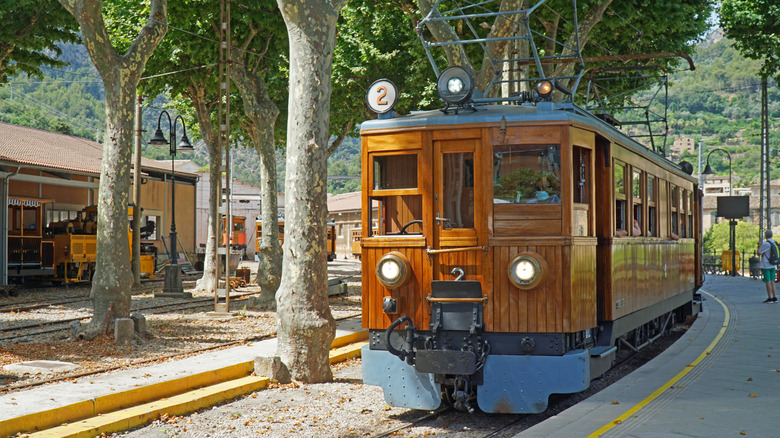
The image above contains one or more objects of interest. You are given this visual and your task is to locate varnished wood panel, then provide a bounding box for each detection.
[362,246,428,329]
[485,240,596,333]
[365,131,422,152]
[433,128,481,141]
[494,219,562,236]
[602,239,696,321]
[494,204,563,236]
[491,125,562,145]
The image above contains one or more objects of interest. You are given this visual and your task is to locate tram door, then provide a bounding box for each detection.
[432,138,483,282]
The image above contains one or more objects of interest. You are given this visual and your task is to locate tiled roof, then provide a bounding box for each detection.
[328,191,362,213]
[0,122,194,177]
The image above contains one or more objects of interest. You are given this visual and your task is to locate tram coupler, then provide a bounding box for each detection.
[386,315,419,366]
[452,376,475,413]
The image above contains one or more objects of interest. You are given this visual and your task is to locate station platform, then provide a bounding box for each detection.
[0,317,366,437]
[517,274,779,438]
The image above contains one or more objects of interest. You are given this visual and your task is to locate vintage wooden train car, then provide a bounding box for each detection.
[359,86,702,414]
[6,202,156,284]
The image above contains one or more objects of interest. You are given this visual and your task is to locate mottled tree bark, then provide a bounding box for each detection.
[187,80,221,293]
[275,0,347,382]
[229,33,282,309]
[57,0,167,335]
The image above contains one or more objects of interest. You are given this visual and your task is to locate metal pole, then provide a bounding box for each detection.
[132,95,143,285]
[170,139,178,266]
[763,78,770,232]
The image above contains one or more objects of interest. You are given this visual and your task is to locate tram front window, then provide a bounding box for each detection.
[370,153,422,236]
[493,145,561,204]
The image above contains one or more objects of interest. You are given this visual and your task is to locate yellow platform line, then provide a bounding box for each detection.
[587,291,729,437]
[27,375,270,438]
[0,361,255,437]
[2,330,368,437]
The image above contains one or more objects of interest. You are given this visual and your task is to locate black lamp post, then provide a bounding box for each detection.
[149,111,193,297]
[702,148,737,277]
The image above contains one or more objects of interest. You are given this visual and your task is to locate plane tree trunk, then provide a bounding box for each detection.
[274,0,346,382]
[188,80,222,293]
[229,32,282,309]
[57,0,167,336]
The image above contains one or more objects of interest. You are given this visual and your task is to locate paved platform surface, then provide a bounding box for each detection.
[517,274,779,438]
[0,317,365,436]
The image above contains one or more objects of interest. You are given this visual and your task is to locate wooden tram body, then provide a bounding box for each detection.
[360,103,702,414]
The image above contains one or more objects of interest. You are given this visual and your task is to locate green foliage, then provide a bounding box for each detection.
[720,0,780,81]
[703,220,760,256]
[0,0,80,82]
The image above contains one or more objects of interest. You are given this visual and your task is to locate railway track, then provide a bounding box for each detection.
[0,291,266,342]
[0,310,363,395]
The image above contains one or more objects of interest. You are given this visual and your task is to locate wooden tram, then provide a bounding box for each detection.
[359,0,703,415]
[360,100,702,414]
[222,215,247,250]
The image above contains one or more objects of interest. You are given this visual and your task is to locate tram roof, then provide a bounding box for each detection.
[361,103,696,183]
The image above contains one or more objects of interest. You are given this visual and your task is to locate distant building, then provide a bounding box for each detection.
[671,136,696,155]
[327,191,379,260]
[178,161,284,258]
[702,177,780,237]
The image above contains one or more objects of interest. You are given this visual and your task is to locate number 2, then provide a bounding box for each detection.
[376,86,388,106]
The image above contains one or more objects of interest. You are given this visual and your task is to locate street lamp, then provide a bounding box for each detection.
[702,148,738,277]
[149,110,193,297]
[702,148,732,193]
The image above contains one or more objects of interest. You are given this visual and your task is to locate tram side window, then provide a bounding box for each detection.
[647,175,657,236]
[493,144,561,204]
[614,162,627,235]
[573,147,590,204]
[680,190,688,238]
[632,169,643,236]
[670,185,679,237]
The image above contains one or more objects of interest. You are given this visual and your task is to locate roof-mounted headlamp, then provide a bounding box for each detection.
[437,66,475,105]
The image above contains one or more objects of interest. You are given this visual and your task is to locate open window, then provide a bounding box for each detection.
[647,174,657,236]
[632,169,643,236]
[670,185,679,237]
[614,161,627,235]
[369,152,422,236]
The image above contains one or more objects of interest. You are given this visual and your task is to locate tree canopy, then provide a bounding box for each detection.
[0,0,80,82]
[720,0,780,81]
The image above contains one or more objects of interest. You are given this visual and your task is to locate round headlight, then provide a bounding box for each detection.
[437,66,474,105]
[380,259,401,281]
[376,251,412,289]
[508,253,546,289]
[536,80,553,99]
[447,77,464,94]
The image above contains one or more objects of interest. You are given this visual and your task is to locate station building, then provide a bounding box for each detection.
[0,121,197,285]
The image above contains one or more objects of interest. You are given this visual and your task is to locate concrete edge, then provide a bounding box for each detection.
[0,361,254,437]
[330,329,368,349]
[28,376,270,438]
[2,330,368,437]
